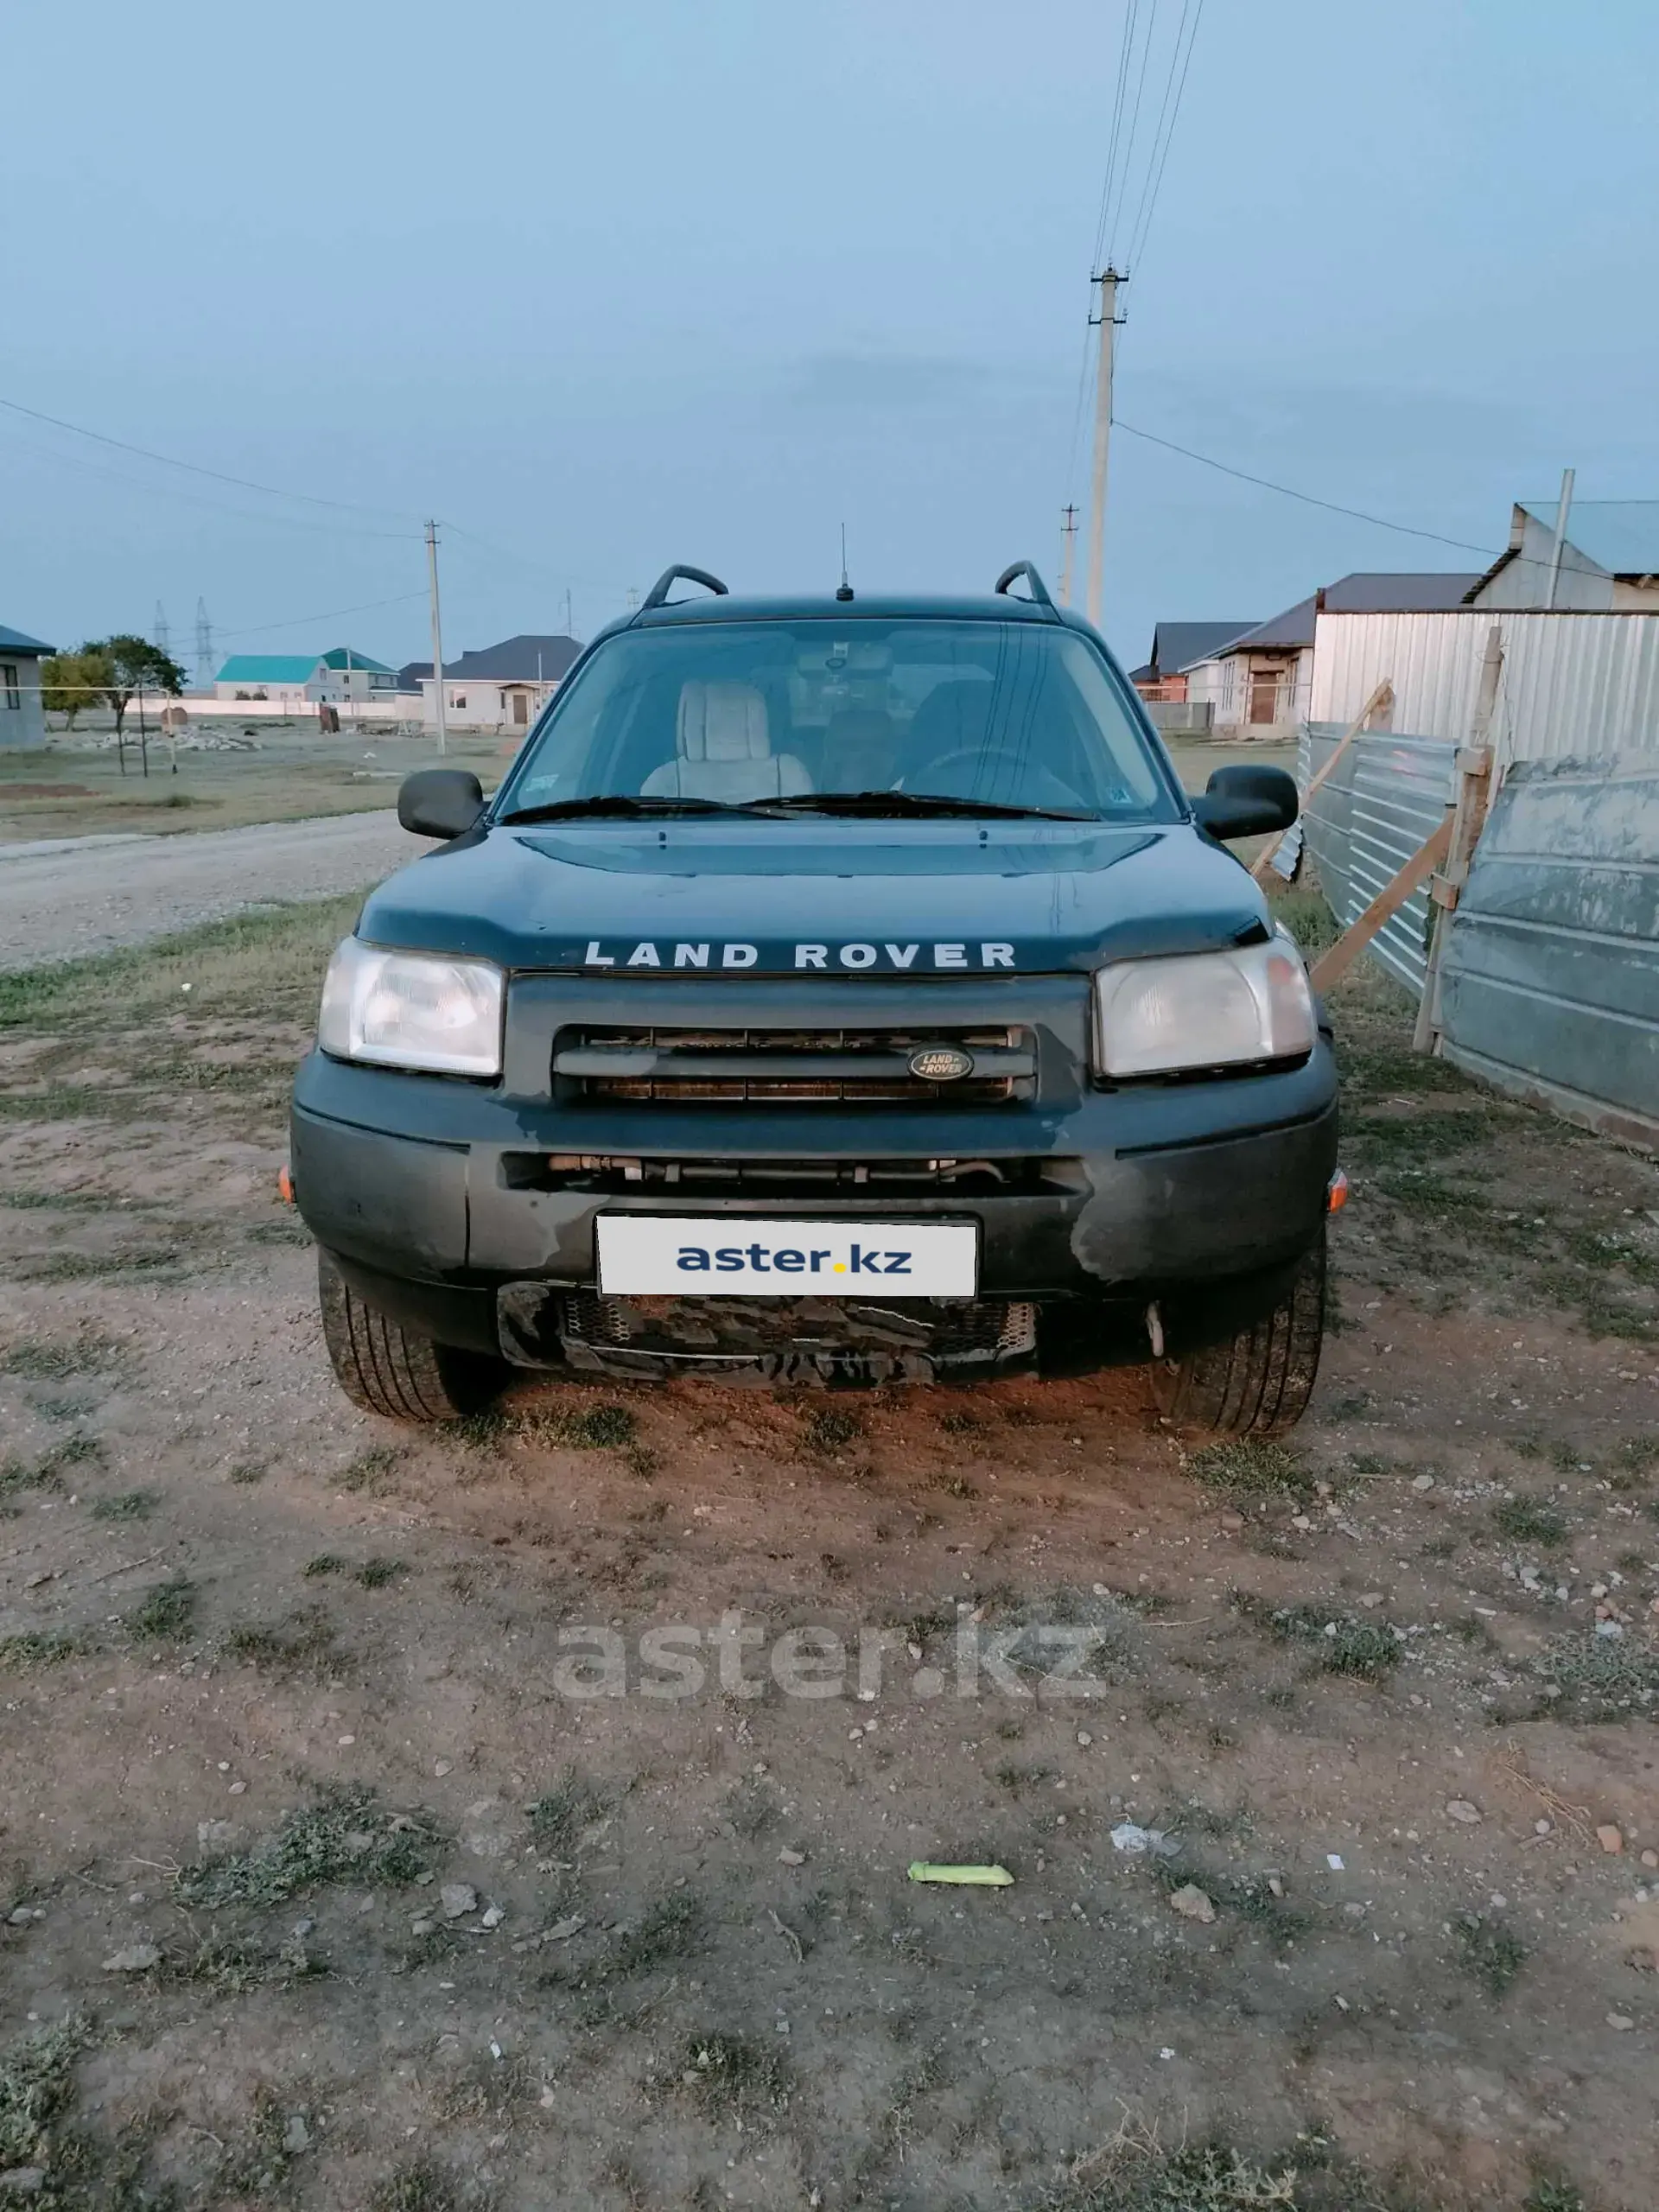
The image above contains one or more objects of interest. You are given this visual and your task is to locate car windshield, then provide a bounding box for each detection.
[497,618,1178,822]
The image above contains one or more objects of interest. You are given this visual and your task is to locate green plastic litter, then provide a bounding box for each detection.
[906,1861,1014,1886]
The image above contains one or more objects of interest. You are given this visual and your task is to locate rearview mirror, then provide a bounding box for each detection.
[1191,763,1299,842]
[398,768,486,841]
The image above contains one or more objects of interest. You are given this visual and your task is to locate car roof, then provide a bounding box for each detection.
[632,592,1072,628]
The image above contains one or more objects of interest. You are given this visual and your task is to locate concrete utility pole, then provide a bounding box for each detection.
[1084,267,1123,630]
[1544,466,1575,611]
[425,519,448,758]
[563,588,574,638]
[1058,505,1079,607]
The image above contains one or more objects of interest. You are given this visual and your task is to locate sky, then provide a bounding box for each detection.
[3,0,1658,677]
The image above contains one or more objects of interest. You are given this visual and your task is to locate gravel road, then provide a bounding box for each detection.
[0,810,421,970]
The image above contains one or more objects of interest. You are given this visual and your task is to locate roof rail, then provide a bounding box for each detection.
[640,564,729,612]
[994,561,1055,609]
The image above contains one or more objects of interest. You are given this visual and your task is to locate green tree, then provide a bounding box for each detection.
[81,634,186,738]
[39,650,115,729]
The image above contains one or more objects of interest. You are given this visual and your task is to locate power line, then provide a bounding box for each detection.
[0,420,416,540]
[216,590,429,642]
[1103,0,1160,265]
[1116,416,1507,560]
[1091,0,1143,273]
[0,389,421,525]
[1123,0,1205,271]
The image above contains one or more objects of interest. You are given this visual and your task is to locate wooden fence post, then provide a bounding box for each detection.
[1411,626,1503,1053]
[1308,815,1455,995]
[1250,678,1393,883]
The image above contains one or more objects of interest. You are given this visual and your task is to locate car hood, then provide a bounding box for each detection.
[355,817,1269,976]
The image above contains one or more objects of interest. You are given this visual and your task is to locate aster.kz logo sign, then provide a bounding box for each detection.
[596,1217,979,1295]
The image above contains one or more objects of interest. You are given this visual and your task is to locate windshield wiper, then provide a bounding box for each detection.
[737,791,1097,823]
[499,794,749,823]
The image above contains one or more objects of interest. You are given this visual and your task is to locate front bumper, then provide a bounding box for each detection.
[291,975,1338,1376]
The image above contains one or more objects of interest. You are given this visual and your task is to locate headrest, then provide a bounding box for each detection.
[677,680,771,763]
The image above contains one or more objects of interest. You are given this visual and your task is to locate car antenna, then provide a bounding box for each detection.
[836,523,855,602]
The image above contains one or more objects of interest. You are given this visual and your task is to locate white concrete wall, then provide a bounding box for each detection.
[0,653,49,748]
[1309,610,1659,763]
[420,677,556,731]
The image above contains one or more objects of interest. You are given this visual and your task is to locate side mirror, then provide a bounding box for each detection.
[1191,763,1299,841]
[397,768,486,840]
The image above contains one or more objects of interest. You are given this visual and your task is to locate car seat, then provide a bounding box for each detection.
[640,681,812,802]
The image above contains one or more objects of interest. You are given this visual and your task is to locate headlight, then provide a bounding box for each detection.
[317,938,504,1077]
[1095,936,1315,1077]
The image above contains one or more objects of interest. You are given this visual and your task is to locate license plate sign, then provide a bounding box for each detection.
[595,1217,978,1297]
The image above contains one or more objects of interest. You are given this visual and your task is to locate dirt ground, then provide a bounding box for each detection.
[0,889,1655,2212]
[0,732,506,846]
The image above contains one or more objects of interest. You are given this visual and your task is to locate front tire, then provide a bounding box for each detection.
[317,1250,508,1424]
[1151,1231,1325,1437]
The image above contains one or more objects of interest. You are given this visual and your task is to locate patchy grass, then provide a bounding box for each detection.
[531,1403,637,1450]
[1492,1496,1569,1548]
[353,1555,404,1589]
[226,1458,268,1485]
[0,2014,86,2167]
[222,1606,337,1676]
[1529,1632,1659,1721]
[0,1333,122,1380]
[87,1488,157,1522]
[179,1925,323,1996]
[176,1789,437,1909]
[124,1575,197,1643]
[1234,1593,1401,1681]
[367,2155,463,2212]
[338,1444,402,1493]
[1187,1440,1312,1502]
[590,1892,705,1983]
[527,1767,609,1853]
[1455,1912,1529,1999]
[0,1631,88,1669]
[802,1406,861,1454]
[1041,2131,1305,2211]
[680,2031,791,2119]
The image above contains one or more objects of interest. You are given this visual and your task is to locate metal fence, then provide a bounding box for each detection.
[1278,721,1457,997]
[1440,754,1659,1149]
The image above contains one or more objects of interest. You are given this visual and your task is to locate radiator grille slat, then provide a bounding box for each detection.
[554,1025,1035,1106]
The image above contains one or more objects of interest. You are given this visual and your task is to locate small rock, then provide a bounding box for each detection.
[544,1914,586,1942]
[1076,1731,1093,1748]
[1642,1850,1658,1871]
[1535,1820,1553,1836]
[440,1884,479,1922]
[410,1919,435,1937]
[480,1904,505,1930]
[1412,1473,1435,1493]
[22,1572,54,1591]
[1598,1824,1625,1855]
[1446,1801,1484,1826]
[227,1781,246,1796]
[0,2169,47,2197]
[103,1942,161,1974]
[435,1760,454,1777]
[1219,1510,1244,1532]
[1606,2012,1635,2031]
[1358,1592,1386,1610]
[282,2116,311,2156]
[6,1908,34,1928]
[1168,1884,1216,1924]
[777,1847,805,1866]
[291,1917,315,1939]
[1268,1876,1285,1898]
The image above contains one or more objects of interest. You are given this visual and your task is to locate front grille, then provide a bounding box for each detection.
[553,1025,1035,1106]
[503,1153,1081,1198]
[558,1291,1038,1366]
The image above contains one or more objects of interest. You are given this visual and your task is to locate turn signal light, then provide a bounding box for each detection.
[1326,1167,1349,1214]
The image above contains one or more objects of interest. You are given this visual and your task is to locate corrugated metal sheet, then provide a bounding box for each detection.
[1308,610,1659,763]
[1294,722,1456,997]
[1440,754,1659,1150]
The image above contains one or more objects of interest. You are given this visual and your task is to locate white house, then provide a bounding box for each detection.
[0,623,55,749]
[213,646,401,704]
[406,633,582,734]
[1466,499,1659,611]
[1180,573,1481,735]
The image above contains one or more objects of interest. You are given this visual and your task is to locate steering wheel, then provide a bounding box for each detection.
[906,745,1089,813]
[906,745,1034,798]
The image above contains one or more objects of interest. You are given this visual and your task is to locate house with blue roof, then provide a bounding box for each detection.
[213,646,400,706]
[0,622,57,749]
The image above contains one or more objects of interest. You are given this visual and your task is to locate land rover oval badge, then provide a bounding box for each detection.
[909,1046,975,1083]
